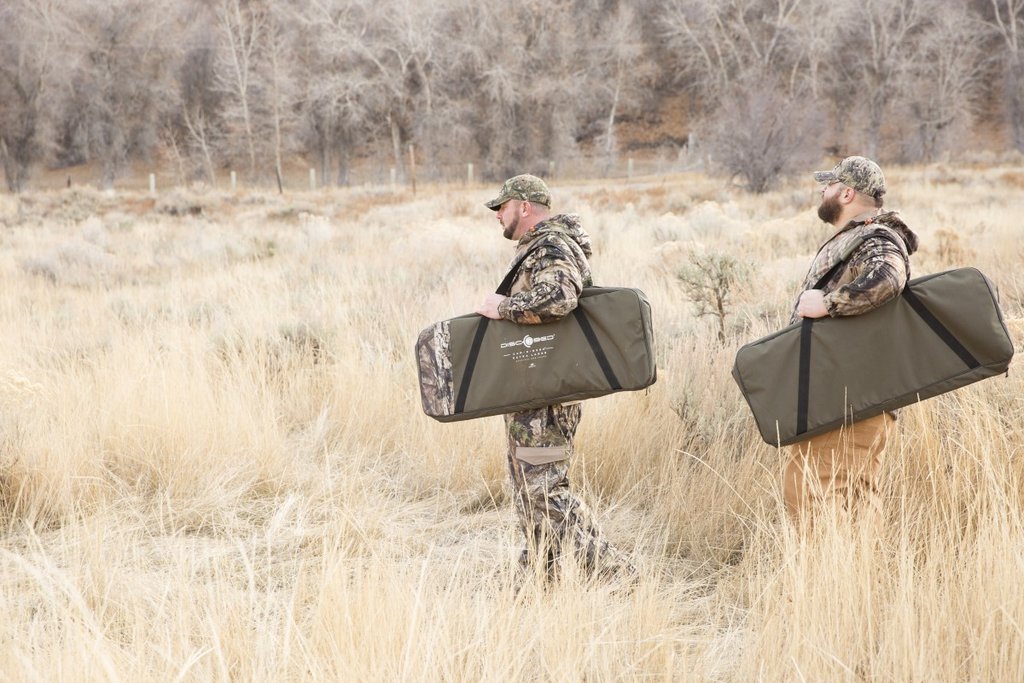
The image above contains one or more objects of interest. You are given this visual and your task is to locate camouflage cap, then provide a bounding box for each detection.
[813,156,887,198]
[484,174,551,210]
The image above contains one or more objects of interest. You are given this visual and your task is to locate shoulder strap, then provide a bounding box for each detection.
[495,234,576,296]
[495,248,534,296]
[812,228,905,290]
[813,235,865,290]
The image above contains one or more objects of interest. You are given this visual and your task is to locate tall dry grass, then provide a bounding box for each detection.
[0,166,1021,681]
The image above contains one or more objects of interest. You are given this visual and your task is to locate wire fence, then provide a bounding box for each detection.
[18,147,707,195]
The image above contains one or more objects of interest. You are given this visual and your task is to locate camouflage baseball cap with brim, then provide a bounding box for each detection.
[484,174,551,210]
[812,156,887,198]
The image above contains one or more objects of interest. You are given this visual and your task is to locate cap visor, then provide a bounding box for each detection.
[812,171,838,184]
[484,196,506,210]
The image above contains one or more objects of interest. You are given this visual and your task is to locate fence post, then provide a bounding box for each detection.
[309,168,317,190]
[408,143,417,195]
[230,170,237,190]
[548,160,555,178]
[467,162,474,185]
[627,158,634,178]
[149,173,156,195]
[390,167,397,191]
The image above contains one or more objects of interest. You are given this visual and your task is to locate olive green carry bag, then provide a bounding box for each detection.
[733,237,1015,447]
[416,248,656,422]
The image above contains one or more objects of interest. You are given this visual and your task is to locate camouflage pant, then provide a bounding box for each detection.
[505,403,634,579]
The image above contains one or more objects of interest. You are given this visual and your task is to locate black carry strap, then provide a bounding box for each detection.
[456,244,542,413]
[573,307,622,390]
[796,318,815,435]
[454,316,490,414]
[495,248,534,297]
[902,287,980,369]
[796,234,872,434]
[455,246,535,412]
[454,235,619,414]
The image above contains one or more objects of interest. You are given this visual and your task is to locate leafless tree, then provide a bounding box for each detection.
[985,0,1024,150]
[585,3,656,169]
[836,0,930,159]
[324,0,448,179]
[180,93,221,185]
[661,0,805,100]
[264,6,301,192]
[0,0,67,192]
[292,0,371,185]
[784,2,852,100]
[456,0,615,178]
[169,8,223,184]
[779,1,861,144]
[902,3,988,161]
[62,0,178,189]
[212,0,267,180]
[704,72,824,192]
[208,0,301,187]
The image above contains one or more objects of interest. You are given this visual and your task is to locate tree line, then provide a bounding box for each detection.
[0,0,1021,193]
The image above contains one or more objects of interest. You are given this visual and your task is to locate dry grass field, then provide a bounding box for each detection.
[0,165,1022,681]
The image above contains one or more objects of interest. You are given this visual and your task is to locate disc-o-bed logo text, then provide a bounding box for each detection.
[500,333,556,368]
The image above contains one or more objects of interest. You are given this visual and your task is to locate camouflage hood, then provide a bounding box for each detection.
[517,214,593,259]
[865,211,919,256]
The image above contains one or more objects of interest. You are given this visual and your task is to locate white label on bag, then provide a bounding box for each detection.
[500,333,555,349]
[500,333,557,365]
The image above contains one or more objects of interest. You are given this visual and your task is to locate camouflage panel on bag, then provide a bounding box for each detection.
[415,320,454,417]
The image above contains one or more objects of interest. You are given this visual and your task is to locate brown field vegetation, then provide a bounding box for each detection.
[0,166,1021,681]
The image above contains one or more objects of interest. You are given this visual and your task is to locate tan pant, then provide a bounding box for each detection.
[783,413,894,531]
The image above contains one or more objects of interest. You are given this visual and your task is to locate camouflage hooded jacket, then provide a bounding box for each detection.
[792,211,920,323]
[496,214,593,325]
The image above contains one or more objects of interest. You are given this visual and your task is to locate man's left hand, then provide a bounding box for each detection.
[476,293,508,320]
[797,289,829,318]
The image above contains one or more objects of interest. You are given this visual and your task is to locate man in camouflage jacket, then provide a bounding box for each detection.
[787,156,919,531]
[476,174,634,580]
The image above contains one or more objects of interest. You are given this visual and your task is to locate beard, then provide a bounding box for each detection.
[817,193,842,225]
[502,213,520,240]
